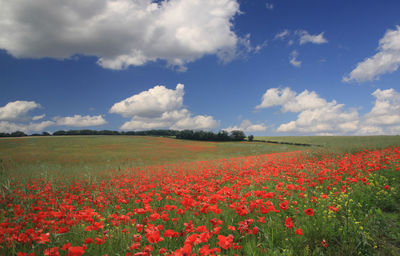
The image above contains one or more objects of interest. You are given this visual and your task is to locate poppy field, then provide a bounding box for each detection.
[1,137,400,255]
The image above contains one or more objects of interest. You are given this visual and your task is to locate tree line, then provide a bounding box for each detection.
[0,129,253,142]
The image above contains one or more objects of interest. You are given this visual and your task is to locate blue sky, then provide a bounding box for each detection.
[1,0,400,135]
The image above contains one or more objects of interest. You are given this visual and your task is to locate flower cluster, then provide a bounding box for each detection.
[1,147,399,255]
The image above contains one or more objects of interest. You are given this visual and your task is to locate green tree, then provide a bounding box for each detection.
[248,135,254,141]
[230,130,245,141]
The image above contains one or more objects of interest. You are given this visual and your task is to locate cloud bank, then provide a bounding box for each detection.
[256,87,400,135]
[0,0,241,71]
[110,84,219,131]
[0,100,107,133]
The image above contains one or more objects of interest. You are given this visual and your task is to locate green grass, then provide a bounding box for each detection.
[1,136,400,255]
[256,136,400,153]
[0,135,301,180]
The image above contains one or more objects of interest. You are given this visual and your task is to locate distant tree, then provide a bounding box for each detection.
[53,130,66,136]
[42,132,51,136]
[217,130,230,141]
[248,135,254,141]
[10,131,27,137]
[230,130,245,141]
[177,130,194,140]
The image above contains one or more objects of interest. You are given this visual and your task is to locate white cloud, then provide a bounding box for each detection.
[111,84,219,131]
[266,3,274,10]
[54,115,107,127]
[32,114,46,121]
[364,89,400,132]
[343,26,400,83]
[224,119,267,133]
[256,87,400,135]
[276,103,359,134]
[0,101,41,121]
[274,30,289,40]
[171,115,219,130]
[296,30,328,45]
[289,50,301,67]
[256,87,358,134]
[256,87,326,112]
[0,121,54,133]
[0,0,241,71]
[110,84,184,118]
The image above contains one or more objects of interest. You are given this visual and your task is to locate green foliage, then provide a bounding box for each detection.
[0,131,27,137]
[230,130,246,141]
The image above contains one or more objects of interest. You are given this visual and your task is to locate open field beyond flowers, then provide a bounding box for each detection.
[1,144,400,255]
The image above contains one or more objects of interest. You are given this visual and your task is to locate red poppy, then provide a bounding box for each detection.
[304,208,314,216]
[217,235,234,250]
[295,229,303,235]
[84,238,93,244]
[68,246,85,256]
[285,217,294,229]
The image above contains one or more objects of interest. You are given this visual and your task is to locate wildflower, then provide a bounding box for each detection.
[44,247,60,256]
[252,226,259,234]
[84,238,93,244]
[304,208,314,216]
[295,229,303,235]
[217,234,234,249]
[285,217,294,229]
[68,246,85,256]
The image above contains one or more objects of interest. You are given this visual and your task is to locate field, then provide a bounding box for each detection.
[256,136,400,153]
[1,136,400,255]
[0,136,301,180]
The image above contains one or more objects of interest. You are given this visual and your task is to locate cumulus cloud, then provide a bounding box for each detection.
[224,119,267,133]
[54,115,107,127]
[110,84,185,118]
[256,87,400,135]
[343,26,400,83]
[0,100,41,121]
[266,3,274,10]
[297,30,328,45]
[171,115,219,130]
[276,103,359,134]
[0,100,55,133]
[256,87,358,134]
[0,0,241,71]
[360,88,400,134]
[289,50,301,67]
[0,100,110,133]
[111,84,219,131]
[0,121,54,134]
[256,87,326,112]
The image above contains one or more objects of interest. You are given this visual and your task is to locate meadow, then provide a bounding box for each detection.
[0,136,400,255]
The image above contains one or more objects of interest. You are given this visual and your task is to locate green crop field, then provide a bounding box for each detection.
[1,135,400,181]
[0,135,302,180]
[1,136,400,256]
[256,135,400,153]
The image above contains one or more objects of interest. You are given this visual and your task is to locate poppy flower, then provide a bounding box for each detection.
[304,208,314,216]
[295,229,303,235]
[68,246,85,256]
